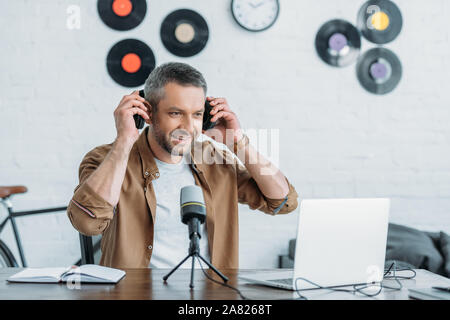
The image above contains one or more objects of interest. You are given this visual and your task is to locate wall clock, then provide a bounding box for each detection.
[231,0,280,32]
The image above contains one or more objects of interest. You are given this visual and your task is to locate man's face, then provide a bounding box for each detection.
[149,82,205,156]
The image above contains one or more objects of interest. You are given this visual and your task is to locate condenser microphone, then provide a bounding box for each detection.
[163,184,228,287]
[180,185,206,241]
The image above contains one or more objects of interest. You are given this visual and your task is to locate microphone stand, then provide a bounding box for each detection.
[163,218,228,289]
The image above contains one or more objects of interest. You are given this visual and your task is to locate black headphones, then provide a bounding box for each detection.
[134,90,216,131]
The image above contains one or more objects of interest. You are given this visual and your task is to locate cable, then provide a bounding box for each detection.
[196,256,250,300]
[197,259,416,300]
[196,257,301,301]
[293,277,363,300]
[293,261,417,300]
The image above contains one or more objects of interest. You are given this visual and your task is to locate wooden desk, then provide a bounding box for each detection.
[1,268,449,300]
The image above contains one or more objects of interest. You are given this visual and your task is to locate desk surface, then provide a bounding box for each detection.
[1,268,449,300]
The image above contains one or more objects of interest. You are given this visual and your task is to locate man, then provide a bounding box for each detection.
[67,62,298,269]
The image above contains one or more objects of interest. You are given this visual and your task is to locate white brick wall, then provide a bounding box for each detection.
[0,0,449,268]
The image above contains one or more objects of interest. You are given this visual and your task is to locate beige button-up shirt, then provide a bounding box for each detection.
[67,126,299,269]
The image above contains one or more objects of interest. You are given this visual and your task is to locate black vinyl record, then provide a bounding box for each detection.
[356,47,402,95]
[160,9,209,57]
[106,39,156,87]
[357,0,402,44]
[97,0,147,31]
[315,19,361,67]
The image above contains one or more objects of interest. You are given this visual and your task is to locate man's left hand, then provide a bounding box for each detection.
[203,96,244,145]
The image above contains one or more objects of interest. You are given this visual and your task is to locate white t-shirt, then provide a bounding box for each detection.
[149,155,210,269]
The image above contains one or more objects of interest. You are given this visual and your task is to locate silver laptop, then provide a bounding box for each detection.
[239,198,390,290]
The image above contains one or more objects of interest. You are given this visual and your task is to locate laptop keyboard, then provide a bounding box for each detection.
[267,278,292,286]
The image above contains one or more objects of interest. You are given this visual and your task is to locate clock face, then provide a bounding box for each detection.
[231,0,280,32]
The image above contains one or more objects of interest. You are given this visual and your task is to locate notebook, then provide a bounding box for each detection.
[7,264,126,284]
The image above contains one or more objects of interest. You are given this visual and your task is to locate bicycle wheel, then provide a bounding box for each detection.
[0,239,18,267]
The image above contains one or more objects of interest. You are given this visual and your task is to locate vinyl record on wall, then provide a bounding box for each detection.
[356,47,402,95]
[98,0,147,31]
[315,19,361,67]
[160,9,209,57]
[357,0,402,44]
[106,39,156,87]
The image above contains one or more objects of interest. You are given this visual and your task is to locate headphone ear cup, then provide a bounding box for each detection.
[134,114,145,129]
[135,89,147,129]
[203,100,216,131]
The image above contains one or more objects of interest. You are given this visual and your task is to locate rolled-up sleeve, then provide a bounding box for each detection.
[67,144,115,236]
[236,162,299,215]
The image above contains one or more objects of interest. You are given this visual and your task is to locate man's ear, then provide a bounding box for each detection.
[144,101,153,124]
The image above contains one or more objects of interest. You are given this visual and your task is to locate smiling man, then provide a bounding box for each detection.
[67,62,298,269]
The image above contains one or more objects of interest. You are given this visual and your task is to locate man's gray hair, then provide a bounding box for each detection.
[143,62,207,112]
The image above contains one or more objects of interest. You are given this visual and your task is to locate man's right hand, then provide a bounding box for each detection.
[113,90,150,146]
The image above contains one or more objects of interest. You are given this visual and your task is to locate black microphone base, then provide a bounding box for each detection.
[162,252,228,289]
